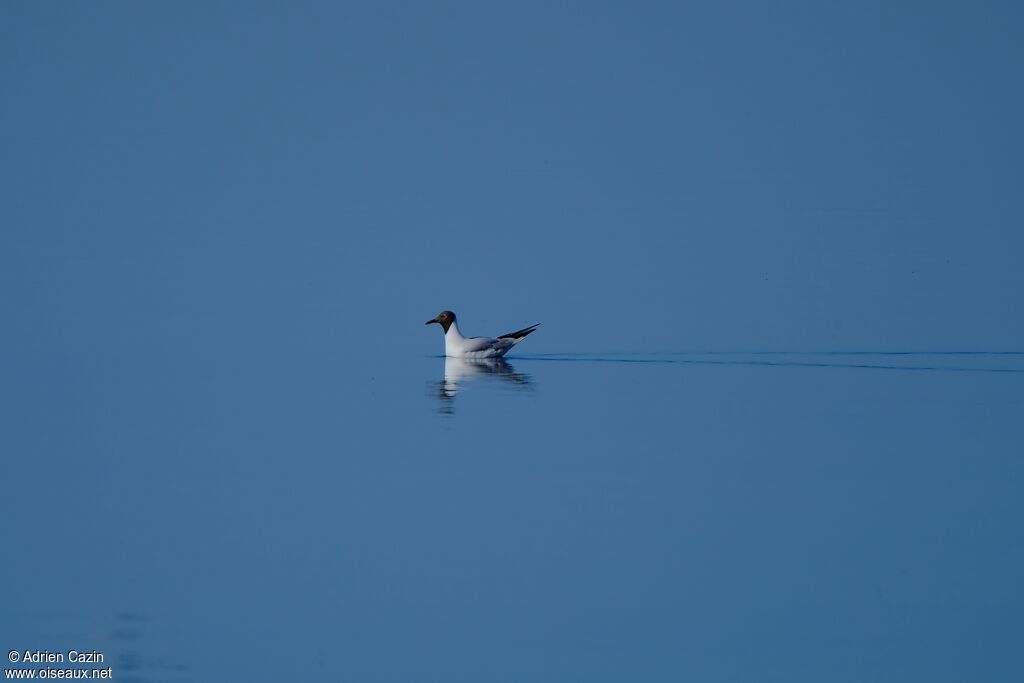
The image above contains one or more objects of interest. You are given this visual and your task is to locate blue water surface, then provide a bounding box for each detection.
[2,3,1023,681]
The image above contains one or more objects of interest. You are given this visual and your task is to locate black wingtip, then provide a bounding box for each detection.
[498,323,540,340]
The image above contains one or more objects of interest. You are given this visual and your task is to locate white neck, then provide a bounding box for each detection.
[444,321,466,356]
[445,321,465,341]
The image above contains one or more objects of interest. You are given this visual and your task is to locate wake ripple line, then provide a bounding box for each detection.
[513,355,1024,374]
[523,350,1024,358]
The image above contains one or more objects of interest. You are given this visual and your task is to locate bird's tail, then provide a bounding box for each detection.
[497,323,540,343]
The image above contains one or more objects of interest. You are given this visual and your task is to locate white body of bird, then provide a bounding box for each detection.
[444,322,519,359]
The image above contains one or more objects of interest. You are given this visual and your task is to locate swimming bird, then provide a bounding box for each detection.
[425,310,539,358]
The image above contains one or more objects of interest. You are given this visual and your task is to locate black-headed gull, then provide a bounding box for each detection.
[426,310,539,358]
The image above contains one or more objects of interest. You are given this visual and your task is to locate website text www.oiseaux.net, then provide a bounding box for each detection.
[6,650,112,679]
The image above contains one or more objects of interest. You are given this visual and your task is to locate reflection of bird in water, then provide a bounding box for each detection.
[435,357,533,413]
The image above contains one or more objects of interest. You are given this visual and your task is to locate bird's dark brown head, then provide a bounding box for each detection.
[425,310,456,332]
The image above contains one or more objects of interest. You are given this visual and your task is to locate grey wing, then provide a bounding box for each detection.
[464,336,515,355]
[462,336,502,353]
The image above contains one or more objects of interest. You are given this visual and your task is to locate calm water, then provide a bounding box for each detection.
[3,346,1022,681]
[4,3,1023,679]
